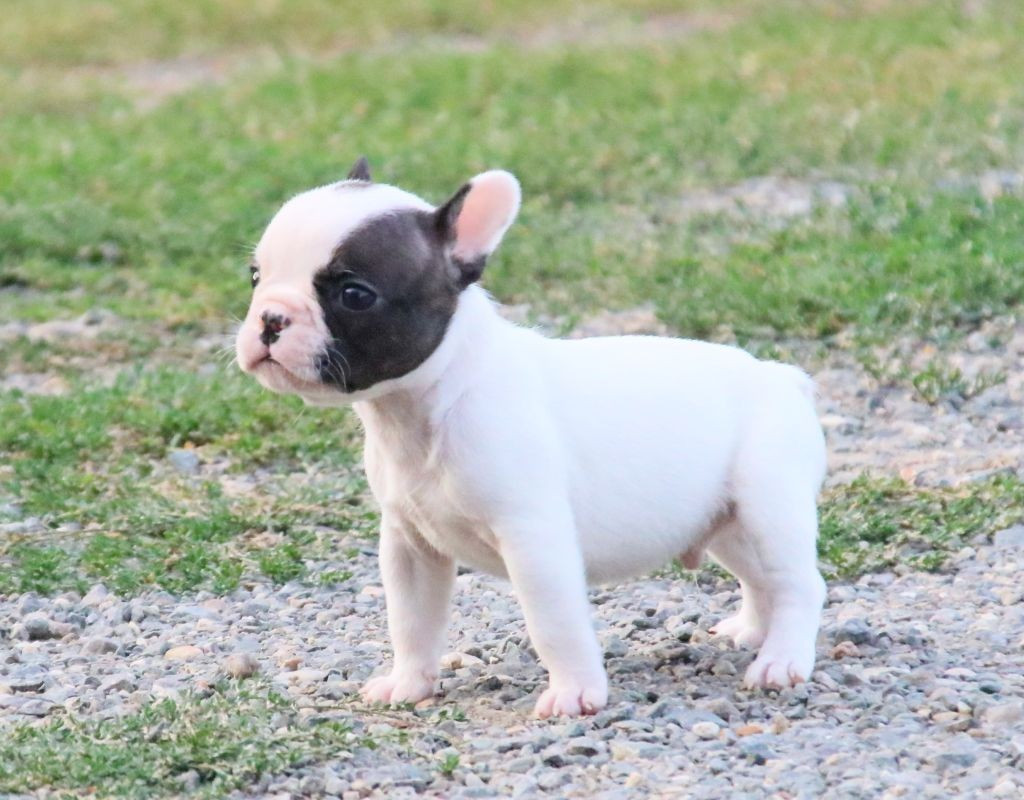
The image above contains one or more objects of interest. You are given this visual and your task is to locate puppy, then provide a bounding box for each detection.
[236,157,827,718]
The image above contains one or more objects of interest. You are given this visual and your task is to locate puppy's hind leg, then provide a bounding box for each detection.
[731,490,824,689]
[707,518,771,649]
[713,400,826,688]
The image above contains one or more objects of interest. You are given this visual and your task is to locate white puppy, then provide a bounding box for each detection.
[236,158,827,718]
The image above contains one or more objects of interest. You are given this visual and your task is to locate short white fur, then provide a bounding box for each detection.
[238,169,828,718]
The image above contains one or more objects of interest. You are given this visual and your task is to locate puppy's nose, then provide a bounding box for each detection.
[259,310,291,346]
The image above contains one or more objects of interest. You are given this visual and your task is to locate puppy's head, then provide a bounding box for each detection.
[235,157,520,402]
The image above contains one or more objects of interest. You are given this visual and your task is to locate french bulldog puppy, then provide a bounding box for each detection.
[236,157,827,718]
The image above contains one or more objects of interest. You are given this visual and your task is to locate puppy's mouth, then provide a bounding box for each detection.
[241,351,278,372]
[243,349,328,392]
[250,354,300,379]
[235,313,339,398]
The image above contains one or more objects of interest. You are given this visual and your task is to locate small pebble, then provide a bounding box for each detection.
[223,653,260,679]
[164,645,203,661]
[993,525,1024,549]
[692,721,720,740]
[81,637,120,655]
[21,614,55,641]
[168,449,201,475]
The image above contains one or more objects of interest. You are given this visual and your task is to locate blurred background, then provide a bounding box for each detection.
[1,0,1022,616]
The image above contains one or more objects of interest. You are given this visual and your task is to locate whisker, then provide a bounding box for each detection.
[215,350,238,368]
[210,319,244,370]
[325,361,345,393]
[322,346,350,393]
[333,350,352,393]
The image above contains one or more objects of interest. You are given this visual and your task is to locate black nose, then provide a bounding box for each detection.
[260,311,291,346]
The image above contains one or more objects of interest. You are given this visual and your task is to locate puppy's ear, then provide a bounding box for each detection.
[435,170,521,286]
[347,156,372,182]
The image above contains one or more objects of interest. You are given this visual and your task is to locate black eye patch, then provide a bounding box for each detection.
[312,209,461,393]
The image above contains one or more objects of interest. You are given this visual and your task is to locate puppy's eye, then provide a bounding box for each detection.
[340,282,377,311]
[250,266,260,288]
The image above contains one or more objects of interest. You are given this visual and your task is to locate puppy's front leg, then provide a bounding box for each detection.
[499,513,607,718]
[360,515,455,706]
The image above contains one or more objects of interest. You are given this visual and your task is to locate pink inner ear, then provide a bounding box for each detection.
[453,172,520,261]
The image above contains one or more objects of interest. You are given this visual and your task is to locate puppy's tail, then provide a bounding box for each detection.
[762,361,817,405]
[755,361,826,491]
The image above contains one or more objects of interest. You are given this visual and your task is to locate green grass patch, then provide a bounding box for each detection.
[0,543,79,596]
[257,540,310,584]
[651,193,1024,339]
[2,1,1023,338]
[437,752,461,778]
[0,367,371,596]
[819,474,1024,576]
[0,682,363,799]
[0,367,357,494]
[856,345,1007,406]
[0,0,697,69]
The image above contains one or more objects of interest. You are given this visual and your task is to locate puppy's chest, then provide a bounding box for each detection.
[364,439,502,571]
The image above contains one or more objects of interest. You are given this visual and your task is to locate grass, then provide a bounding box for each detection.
[819,474,1024,576]
[0,0,704,69]
[0,682,364,799]
[438,752,461,778]
[0,368,371,596]
[654,193,1024,339]
[855,337,1009,405]
[909,361,1006,406]
[1,0,1022,600]
[2,1,1023,332]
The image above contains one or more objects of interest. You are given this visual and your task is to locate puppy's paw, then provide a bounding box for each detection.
[710,613,766,649]
[743,653,812,689]
[360,670,436,706]
[534,681,608,719]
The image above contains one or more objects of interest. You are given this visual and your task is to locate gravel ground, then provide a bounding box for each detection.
[3,536,1024,799]
[3,315,1024,797]
[815,318,1024,489]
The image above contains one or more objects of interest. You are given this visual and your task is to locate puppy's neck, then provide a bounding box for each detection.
[354,285,505,441]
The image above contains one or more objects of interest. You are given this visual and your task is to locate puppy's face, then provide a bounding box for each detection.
[236,159,520,402]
